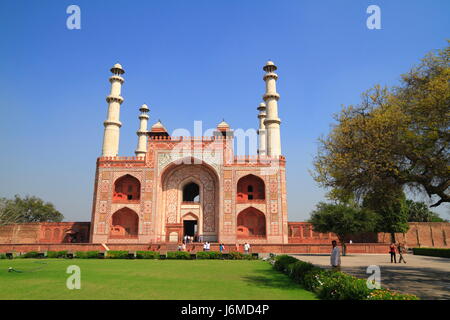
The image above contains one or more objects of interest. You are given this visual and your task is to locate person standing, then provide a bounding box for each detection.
[397,243,407,264]
[330,240,341,271]
[389,243,397,263]
[219,243,225,253]
[206,241,210,251]
[244,242,251,254]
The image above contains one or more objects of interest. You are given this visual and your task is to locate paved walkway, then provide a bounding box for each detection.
[291,254,450,300]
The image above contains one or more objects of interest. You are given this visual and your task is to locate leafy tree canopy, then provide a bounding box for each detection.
[0,195,64,226]
[313,43,449,208]
[405,199,447,222]
[309,202,378,243]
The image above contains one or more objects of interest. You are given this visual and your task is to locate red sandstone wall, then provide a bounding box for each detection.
[1,221,448,249]
[0,222,90,244]
[0,242,390,254]
[377,222,450,248]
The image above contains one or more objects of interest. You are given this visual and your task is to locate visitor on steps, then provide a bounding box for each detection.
[330,240,341,271]
[389,243,397,263]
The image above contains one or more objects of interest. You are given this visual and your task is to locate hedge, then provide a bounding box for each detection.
[21,251,41,258]
[413,247,450,258]
[196,251,222,259]
[166,251,191,259]
[106,251,130,259]
[273,255,419,300]
[75,251,100,259]
[228,252,256,260]
[47,250,68,258]
[136,251,159,259]
[0,253,6,259]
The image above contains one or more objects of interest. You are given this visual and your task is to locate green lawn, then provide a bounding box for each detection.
[0,259,317,300]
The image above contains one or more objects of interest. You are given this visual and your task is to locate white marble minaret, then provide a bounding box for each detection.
[257,102,267,156]
[101,63,125,157]
[262,61,282,157]
[135,104,149,158]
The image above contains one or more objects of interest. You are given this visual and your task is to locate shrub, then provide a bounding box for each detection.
[75,251,99,259]
[272,254,419,300]
[21,251,41,258]
[136,251,159,259]
[367,289,420,300]
[317,272,370,300]
[273,255,298,272]
[166,251,191,259]
[196,251,222,259]
[106,251,130,259]
[413,247,450,258]
[0,253,6,259]
[47,250,68,258]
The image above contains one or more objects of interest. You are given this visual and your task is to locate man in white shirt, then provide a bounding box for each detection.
[330,240,341,271]
[244,242,250,254]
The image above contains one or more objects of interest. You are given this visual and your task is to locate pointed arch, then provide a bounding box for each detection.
[110,207,139,238]
[237,174,265,202]
[237,207,266,238]
[113,174,141,202]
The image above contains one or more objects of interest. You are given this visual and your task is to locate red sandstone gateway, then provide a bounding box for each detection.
[0,62,449,253]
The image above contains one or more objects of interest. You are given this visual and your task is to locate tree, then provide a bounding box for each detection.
[362,187,410,243]
[309,202,378,255]
[313,43,450,208]
[0,195,63,225]
[405,199,447,222]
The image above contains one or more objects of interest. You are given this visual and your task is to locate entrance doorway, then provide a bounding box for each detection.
[183,220,197,237]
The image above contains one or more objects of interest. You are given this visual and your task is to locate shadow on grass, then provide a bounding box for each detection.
[241,268,309,292]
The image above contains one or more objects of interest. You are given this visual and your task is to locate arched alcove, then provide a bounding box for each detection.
[110,207,139,238]
[237,174,265,202]
[183,182,200,202]
[113,174,141,202]
[237,207,266,238]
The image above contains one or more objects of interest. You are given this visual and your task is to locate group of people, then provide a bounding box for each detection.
[330,240,408,270]
[177,238,252,254]
[183,234,203,243]
[389,242,408,264]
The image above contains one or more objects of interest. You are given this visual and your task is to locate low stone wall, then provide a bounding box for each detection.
[0,242,389,254]
[0,222,90,244]
[377,222,450,248]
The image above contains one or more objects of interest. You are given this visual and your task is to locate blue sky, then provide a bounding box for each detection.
[0,0,449,221]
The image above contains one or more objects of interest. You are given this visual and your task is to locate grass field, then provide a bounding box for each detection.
[0,259,317,300]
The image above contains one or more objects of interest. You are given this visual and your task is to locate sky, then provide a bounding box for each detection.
[0,0,449,222]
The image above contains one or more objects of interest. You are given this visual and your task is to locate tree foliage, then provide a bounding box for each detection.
[313,43,450,207]
[309,202,378,254]
[362,187,410,238]
[0,195,63,226]
[405,199,447,222]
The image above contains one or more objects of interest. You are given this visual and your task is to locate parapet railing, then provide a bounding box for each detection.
[149,136,232,141]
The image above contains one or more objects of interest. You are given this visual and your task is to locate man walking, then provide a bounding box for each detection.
[330,240,341,271]
[389,243,397,263]
[397,243,407,264]
[244,242,251,254]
